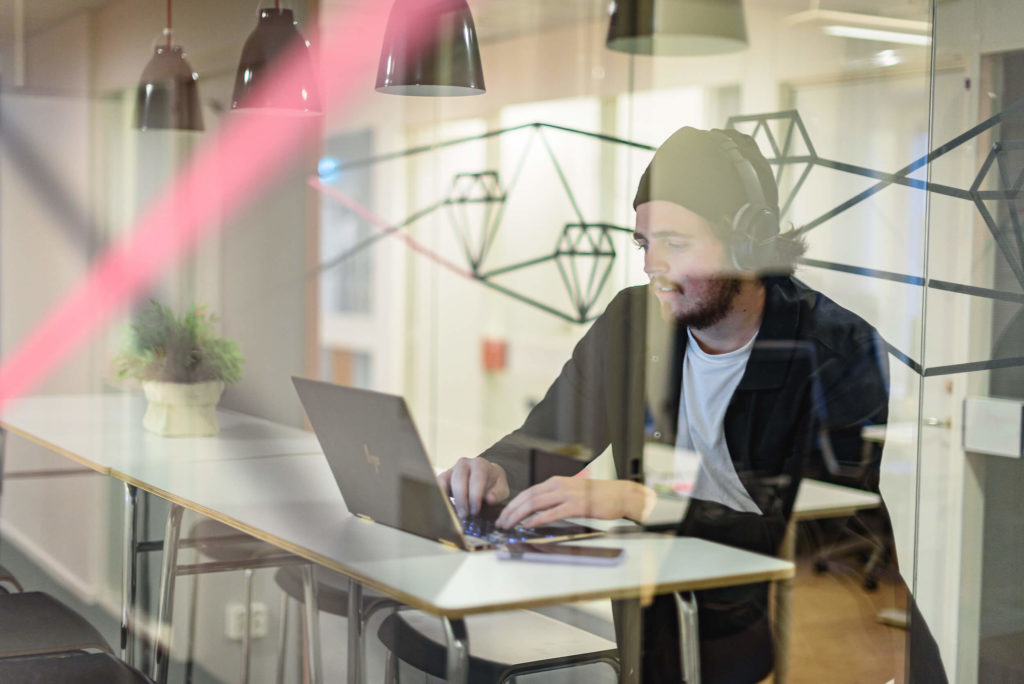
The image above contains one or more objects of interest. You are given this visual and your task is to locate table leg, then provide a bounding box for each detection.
[442,617,469,683]
[346,579,362,684]
[152,504,184,683]
[121,483,139,666]
[301,565,322,684]
[774,519,797,684]
[676,592,701,684]
[241,567,254,684]
[612,598,641,684]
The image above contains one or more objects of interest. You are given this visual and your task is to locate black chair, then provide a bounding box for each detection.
[377,608,620,683]
[0,563,22,593]
[0,591,112,659]
[0,652,154,684]
[809,428,893,590]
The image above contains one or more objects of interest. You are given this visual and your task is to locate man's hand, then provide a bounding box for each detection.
[438,457,510,518]
[495,477,656,529]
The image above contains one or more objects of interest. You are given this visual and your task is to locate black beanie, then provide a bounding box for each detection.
[632,127,779,223]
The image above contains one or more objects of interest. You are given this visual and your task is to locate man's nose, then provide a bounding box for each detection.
[643,246,664,276]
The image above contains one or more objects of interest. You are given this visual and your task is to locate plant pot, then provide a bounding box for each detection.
[142,380,225,437]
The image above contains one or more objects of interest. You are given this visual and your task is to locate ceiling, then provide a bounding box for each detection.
[0,0,931,48]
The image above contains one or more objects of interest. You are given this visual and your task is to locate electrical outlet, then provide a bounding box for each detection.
[225,602,269,641]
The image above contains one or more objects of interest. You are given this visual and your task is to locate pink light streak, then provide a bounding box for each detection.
[0,0,466,412]
[310,177,474,279]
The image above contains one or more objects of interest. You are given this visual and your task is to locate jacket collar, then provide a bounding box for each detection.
[736,277,802,391]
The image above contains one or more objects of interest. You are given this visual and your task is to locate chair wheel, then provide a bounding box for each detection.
[813,560,828,574]
[863,577,878,591]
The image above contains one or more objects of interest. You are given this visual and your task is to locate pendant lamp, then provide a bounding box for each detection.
[136,0,203,131]
[607,0,749,56]
[376,0,485,96]
[231,5,320,112]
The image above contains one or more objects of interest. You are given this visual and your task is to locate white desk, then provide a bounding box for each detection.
[1,395,794,684]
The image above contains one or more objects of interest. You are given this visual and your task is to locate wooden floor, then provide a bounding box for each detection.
[782,556,907,684]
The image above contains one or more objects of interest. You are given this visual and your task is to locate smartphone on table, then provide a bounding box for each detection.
[496,542,625,566]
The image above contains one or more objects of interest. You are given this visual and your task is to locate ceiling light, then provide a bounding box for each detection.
[823,25,930,46]
[788,9,930,47]
[231,5,320,112]
[136,0,203,131]
[606,0,749,56]
[376,0,486,96]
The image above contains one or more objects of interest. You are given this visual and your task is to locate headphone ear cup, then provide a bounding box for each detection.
[730,203,779,271]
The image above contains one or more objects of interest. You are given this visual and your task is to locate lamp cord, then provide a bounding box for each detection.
[165,0,172,47]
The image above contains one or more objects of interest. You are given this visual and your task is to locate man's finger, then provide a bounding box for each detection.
[524,502,574,528]
[497,488,563,528]
[449,461,471,518]
[485,467,509,504]
[495,488,534,528]
[437,469,452,493]
[467,462,491,515]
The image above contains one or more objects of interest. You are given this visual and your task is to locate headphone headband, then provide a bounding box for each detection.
[707,130,780,271]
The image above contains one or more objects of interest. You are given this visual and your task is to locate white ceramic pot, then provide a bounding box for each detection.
[142,380,225,437]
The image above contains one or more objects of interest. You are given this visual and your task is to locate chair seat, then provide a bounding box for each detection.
[190,518,282,562]
[273,564,392,617]
[0,652,153,683]
[0,592,111,658]
[0,563,21,593]
[378,609,619,682]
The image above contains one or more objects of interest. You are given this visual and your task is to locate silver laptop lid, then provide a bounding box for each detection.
[292,377,468,549]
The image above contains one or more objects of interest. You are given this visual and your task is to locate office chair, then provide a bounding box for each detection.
[0,652,155,684]
[0,563,22,593]
[808,428,892,590]
[0,587,153,681]
[376,609,620,683]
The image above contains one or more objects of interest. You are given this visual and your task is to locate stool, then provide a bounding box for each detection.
[273,564,399,684]
[0,652,154,684]
[0,591,112,659]
[151,510,308,684]
[184,518,287,684]
[377,609,619,683]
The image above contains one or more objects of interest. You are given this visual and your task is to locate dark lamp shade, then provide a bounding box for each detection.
[376,0,485,96]
[607,0,749,56]
[231,8,320,112]
[136,45,204,131]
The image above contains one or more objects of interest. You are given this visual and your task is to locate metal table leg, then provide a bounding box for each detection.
[774,519,797,684]
[347,579,363,684]
[152,504,184,683]
[612,598,641,684]
[121,483,139,666]
[442,617,469,683]
[676,592,701,683]
[301,565,322,684]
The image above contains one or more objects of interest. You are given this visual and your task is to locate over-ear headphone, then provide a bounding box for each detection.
[708,130,779,272]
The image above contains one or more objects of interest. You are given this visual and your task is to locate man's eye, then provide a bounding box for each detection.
[633,241,648,252]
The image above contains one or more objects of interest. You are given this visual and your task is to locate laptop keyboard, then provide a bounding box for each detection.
[459,514,544,544]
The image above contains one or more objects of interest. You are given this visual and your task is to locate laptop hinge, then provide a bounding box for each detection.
[437,538,460,549]
[355,514,375,523]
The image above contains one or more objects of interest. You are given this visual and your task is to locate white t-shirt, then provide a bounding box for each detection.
[675,329,762,514]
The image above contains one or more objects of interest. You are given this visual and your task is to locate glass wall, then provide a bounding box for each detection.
[9,0,1024,682]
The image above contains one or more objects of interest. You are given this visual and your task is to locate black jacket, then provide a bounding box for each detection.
[482,276,889,679]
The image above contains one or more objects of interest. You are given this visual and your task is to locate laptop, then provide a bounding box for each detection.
[292,377,602,551]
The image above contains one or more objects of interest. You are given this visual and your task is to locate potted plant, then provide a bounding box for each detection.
[115,301,243,437]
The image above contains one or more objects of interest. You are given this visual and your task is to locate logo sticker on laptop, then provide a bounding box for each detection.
[363,444,381,476]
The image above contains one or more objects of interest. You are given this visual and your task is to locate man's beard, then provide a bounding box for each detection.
[666,277,742,329]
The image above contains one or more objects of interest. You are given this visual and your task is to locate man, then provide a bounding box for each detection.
[440,126,890,682]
